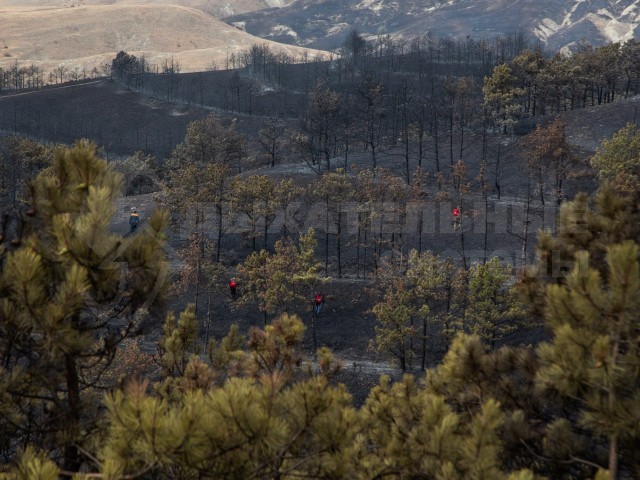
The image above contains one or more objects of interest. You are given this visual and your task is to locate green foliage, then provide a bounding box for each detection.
[158,305,200,377]
[483,63,524,133]
[168,113,247,169]
[53,314,544,480]
[370,251,467,371]
[406,250,465,344]
[537,242,640,478]
[100,314,359,480]
[161,160,232,314]
[518,186,640,478]
[239,176,303,248]
[208,323,246,372]
[0,140,169,468]
[427,332,602,478]
[312,171,353,218]
[1,136,57,211]
[429,333,531,411]
[230,174,277,250]
[466,257,527,348]
[520,185,640,315]
[111,50,146,79]
[10,447,59,480]
[243,312,307,379]
[369,282,417,371]
[360,374,530,479]
[618,40,640,89]
[164,161,230,227]
[590,123,640,194]
[238,228,325,320]
[163,161,231,270]
[427,334,559,473]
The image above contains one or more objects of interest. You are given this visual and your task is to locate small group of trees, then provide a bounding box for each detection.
[165,157,434,278]
[110,50,152,88]
[0,61,46,92]
[485,40,640,120]
[369,251,524,372]
[0,48,181,94]
[0,59,107,93]
[238,228,324,336]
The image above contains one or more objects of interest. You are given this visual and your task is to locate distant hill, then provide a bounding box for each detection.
[0,3,326,77]
[0,0,281,17]
[224,0,640,52]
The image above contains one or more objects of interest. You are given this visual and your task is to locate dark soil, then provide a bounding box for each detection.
[7,68,640,405]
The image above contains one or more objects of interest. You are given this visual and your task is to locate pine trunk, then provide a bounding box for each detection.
[609,338,620,479]
[63,353,81,472]
[325,198,330,276]
[312,313,318,360]
[337,209,342,278]
[215,203,223,262]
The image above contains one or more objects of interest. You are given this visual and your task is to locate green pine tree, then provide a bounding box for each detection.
[99,314,358,480]
[590,123,640,194]
[520,184,640,478]
[359,373,533,480]
[483,63,524,134]
[465,257,527,349]
[238,228,325,327]
[369,280,417,372]
[0,141,169,471]
[537,242,640,479]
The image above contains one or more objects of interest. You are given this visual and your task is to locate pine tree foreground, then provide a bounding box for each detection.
[0,141,169,475]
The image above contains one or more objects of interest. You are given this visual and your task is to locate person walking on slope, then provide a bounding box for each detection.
[129,209,140,233]
[313,292,325,317]
[229,278,238,301]
[452,206,461,231]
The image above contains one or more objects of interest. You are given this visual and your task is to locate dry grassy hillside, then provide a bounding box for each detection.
[0,3,325,76]
[0,0,276,16]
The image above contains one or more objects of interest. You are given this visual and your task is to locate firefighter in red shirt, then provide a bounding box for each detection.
[452,206,461,231]
[313,292,325,317]
[229,278,238,300]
